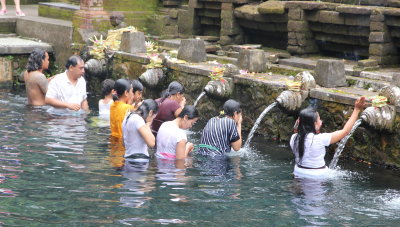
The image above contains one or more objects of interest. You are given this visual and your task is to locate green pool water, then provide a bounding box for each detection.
[0,90,400,226]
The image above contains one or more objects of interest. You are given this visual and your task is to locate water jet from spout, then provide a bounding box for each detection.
[329,119,363,169]
[194,91,206,107]
[244,102,278,148]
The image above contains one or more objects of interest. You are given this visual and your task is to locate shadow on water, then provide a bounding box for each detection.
[0,90,400,225]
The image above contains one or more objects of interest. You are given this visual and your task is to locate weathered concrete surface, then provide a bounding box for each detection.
[0,37,53,54]
[177,39,207,63]
[120,31,147,53]
[314,59,347,87]
[0,57,12,86]
[15,15,73,65]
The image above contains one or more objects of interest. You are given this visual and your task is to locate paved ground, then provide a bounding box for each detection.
[0,4,38,18]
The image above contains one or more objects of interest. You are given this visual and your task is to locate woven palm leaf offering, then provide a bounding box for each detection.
[286,79,302,92]
[370,96,388,107]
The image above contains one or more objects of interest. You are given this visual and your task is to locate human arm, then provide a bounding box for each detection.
[81,99,89,112]
[174,96,186,117]
[231,113,243,151]
[330,96,366,144]
[138,121,156,148]
[176,140,193,159]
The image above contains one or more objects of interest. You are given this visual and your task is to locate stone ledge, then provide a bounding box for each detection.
[310,87,377,106]
[114,51,150,64]
[38,2,80,11]
[336,5,374,15]
[0,37,53,54]
[164,61,214,77]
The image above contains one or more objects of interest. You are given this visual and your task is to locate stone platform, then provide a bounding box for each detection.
[0,37,53,54]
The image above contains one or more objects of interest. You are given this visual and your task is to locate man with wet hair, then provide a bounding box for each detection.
[45,55,89,112]
[24,48,50,106]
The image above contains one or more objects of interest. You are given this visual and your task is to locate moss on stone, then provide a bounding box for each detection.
[38,5,75,21]
[258,1,286,15]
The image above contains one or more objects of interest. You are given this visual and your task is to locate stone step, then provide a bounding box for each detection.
[226,51,239,58]
[194,35,220,42]
[279,57,316,70]
[158,39,220,53]
[0,37,53,54]
[346,75,390,92]
[0,33,17,38]
[206,54,237,65]
[358,71,393,82]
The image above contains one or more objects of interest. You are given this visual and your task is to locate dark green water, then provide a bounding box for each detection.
[0,90,400,226]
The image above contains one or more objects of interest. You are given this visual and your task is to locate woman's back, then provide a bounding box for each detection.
[198,116,240,156]
[122,113,148,157]
[290,133,332,168]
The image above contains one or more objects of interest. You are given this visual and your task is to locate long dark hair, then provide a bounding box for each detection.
[293,107,318,164]
[114,79,132,98]
[125,99,158,124]
[178,105,199,119]
[221,99,241,117]
[131,79,143,93]
[26,49,47,72]
[159,81,185,103]
[101,79,115,98]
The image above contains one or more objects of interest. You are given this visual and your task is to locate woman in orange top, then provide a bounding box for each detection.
[110,79,143,138]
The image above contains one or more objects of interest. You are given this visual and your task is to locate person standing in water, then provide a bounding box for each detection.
[151,81,186,136]
[197,99,242,157]
[156,105,199,160]
[24,49,50,106]
[290,97,366,178]
[122,99,159,159]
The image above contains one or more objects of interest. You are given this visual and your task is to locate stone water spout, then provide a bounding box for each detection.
[276,71,316,111]
[203,78,234,99]
[138,68,165,88]
[84,58,108,77]
[360,85,400,131]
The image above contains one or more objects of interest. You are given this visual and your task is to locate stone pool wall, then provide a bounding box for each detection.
[83,51,400,168]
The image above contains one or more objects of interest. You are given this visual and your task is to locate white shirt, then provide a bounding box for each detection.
[156,121,187,159]
[122,113,148,157]
[46,71,87,111]
[290,133,332,168]
[99,99,113,116]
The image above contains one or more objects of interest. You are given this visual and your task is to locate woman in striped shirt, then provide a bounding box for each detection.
[197,99,242,156]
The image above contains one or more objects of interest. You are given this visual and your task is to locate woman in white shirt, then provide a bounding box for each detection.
[156,105,199,160]
[290,97,365,178]
[122,99,158,159]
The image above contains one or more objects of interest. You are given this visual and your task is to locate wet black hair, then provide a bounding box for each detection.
[293,107,318,164]
[114,78,132,98]
[160,81,185,103]
[65,55,83,69]
[26,48,47,72]
[131,80,144,93]
[101,79,115,98]
[125,99,158,124]
[222,99,242,117]
[178,105,199,119]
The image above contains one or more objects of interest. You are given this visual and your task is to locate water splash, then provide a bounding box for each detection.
[329,119,363,169]
[244,102,277,148]
[194,91,206,107]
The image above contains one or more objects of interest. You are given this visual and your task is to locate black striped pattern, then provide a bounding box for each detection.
[198,117,240,156]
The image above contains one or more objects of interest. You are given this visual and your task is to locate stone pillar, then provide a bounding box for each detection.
[220,3,243,45]
[177,39,207,63]
[369,12,398,65]
[238,49,266,73]
[0,58,12,86]
[287,7,318,55]
[73,0,111,43]
[314,59,346,88]
[178,0,201,37]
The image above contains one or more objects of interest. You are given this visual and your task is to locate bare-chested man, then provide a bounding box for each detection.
[24,49,50,106]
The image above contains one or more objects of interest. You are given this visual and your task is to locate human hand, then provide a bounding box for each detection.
[66,103,81,111]
[186,142,194,153]
[180,96,186,107]
[355,96,366,110]
[234,112,243,125]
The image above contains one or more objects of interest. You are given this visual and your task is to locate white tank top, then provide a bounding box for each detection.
[99,99,113,116]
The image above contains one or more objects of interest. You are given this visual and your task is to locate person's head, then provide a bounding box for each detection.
[222,99,242,122]
[162,81,185,102]
[177,105,199,129]
[136,99,158,123]
[101,79,115,98]
[131,80,144,103]
[294,107,320,162]
[26,49,49,72]
[65,55,85,80]
[114,78,133,102]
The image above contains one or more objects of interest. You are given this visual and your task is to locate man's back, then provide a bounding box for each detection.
[24,71,48,106]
